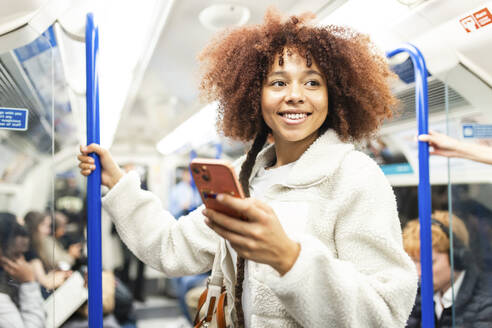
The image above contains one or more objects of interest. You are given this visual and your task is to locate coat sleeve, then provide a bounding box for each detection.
[17,282,45,328]
[0,282,45,328]
[102,171,220,277]
[259,153,418,327]
[405,288,421,327]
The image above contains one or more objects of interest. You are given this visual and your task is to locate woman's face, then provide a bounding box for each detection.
[38,216,51,236]
[261,49,328,147]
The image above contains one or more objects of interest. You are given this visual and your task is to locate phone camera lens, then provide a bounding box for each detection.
[202,174,210,182]
[192,167,200,174]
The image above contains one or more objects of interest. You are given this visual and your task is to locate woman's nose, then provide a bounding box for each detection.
[285,83,304,104]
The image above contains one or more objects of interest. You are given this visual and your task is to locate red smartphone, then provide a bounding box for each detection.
[190,158,245,217]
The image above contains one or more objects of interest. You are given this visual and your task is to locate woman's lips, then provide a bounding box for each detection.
[278,112,310,125]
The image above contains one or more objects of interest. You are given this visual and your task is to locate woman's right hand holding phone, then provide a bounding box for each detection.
[78,144,124,189]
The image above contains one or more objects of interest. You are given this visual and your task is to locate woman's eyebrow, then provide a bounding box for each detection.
[305,70,323,77]
[267,70,323,78]
[268,71,287,77]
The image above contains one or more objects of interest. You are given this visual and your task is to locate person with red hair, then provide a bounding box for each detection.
[403,211,492,327]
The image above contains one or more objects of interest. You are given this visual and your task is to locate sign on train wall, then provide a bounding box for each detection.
[460,7,492,33]
[462,124,492,139]
[0,108,28,131]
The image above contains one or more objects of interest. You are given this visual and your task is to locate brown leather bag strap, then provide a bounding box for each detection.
[195,297,216,328]
[205,296,217,322]
[194,296,217,328]
[194,288,209,326]
[216,291,227,328]
[194,318,206,328]
[194,242,226,327]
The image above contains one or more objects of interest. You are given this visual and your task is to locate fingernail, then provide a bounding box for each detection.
[217,194,224,201]
[202,209,208,216]
[204,218,211,225]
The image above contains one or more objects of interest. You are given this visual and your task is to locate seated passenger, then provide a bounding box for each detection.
[23,211,71,292]
[0,212,44,328]
[46,211,83,270]
[403,210,492,327]
[62,271,121,328]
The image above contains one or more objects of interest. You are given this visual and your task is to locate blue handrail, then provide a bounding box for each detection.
[85,13,103,327]
[386,44,433,328]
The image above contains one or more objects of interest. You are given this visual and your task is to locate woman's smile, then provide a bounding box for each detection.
[278,111,312,125]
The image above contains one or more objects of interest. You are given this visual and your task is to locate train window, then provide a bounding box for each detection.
[1,29,56,327]
[0,27,80,327]
[397,80,492,327]
[444,79,492,326]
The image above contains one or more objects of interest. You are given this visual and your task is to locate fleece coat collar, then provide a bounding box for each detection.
[248,129,354,188]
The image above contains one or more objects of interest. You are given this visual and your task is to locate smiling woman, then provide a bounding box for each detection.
[78,7,417,328]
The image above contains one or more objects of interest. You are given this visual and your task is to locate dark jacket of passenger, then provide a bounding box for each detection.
[407,266,492,328]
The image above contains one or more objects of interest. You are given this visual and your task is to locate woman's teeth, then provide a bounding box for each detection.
[283,113,307,120]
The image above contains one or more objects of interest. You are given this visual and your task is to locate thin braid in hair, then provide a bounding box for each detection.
[306,51,312,67]
[234,124,269,328]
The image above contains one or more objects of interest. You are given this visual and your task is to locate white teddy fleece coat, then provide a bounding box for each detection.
[102,130,418,327]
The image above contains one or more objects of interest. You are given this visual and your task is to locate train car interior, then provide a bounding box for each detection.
[0,0,491,327]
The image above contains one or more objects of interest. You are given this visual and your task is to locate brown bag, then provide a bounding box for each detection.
[78,271,115,317]
[193,245,231,328]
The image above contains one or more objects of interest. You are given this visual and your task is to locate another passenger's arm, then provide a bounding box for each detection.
[16,282,45,328]
[419,130,492,164]
[29,259,68,290]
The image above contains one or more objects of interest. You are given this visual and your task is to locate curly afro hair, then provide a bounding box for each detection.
[198,8,397,143]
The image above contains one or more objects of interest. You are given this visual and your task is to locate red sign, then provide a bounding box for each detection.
[460,15,479,32]
[474,8,492,27]
[460,7,492,33]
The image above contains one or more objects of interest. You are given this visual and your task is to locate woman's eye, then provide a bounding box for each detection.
[306,80,320,87]
[271,80,286,87]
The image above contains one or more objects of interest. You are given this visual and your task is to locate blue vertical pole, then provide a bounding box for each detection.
[214,142,222,159]
[386,44,433,328]
[85,13,103,328]
[189,149,198,191]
